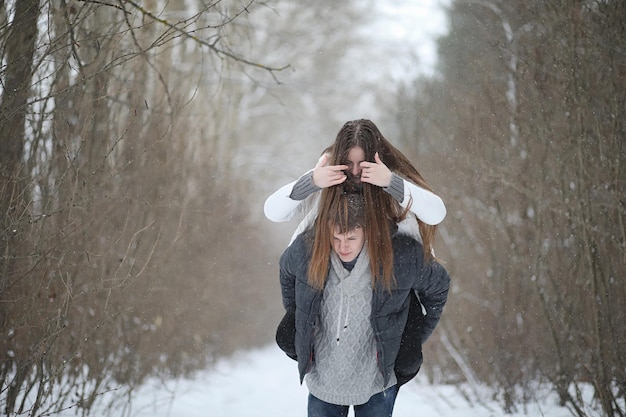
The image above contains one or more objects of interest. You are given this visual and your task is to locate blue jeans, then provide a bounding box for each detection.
[307,386,398,417]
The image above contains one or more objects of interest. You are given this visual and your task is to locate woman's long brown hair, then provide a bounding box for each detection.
[307,119,439,290]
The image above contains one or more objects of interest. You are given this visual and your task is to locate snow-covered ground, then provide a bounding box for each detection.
[116,344,573,417]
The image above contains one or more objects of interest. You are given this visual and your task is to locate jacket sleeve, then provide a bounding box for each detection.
[278,242,298,310]
[414,259,450,343]
[277,242,300,360]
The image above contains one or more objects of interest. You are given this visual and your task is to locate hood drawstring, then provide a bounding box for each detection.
[330,246,369,344]
[335,283,351,344]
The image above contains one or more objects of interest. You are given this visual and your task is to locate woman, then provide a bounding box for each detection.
[264,119,445,259]
[277,192,450,417]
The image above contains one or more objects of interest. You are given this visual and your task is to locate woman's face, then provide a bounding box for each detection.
[332,226,365,263]
[344,146,366,184]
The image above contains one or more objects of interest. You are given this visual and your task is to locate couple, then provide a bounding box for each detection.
[264,119,451,417]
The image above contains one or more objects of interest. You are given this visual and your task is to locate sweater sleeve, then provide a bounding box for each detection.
[383,173,405,202]
[290,171,321,200]
[264,171,321,223]
[399,178,447,226]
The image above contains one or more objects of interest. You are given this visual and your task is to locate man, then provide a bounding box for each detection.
[276,193,450,417]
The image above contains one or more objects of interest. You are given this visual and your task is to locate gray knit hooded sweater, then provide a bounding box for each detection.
[305,246,397,405]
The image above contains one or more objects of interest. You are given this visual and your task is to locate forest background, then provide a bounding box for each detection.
[0,1,624,416]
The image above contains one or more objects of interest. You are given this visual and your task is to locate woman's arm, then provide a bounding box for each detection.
[264,154,347,223]
[264,176,310,223]
[361,153,446,225]
[383,173,446,225]
[401,179,447,225]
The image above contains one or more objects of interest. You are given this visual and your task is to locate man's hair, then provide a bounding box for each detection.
[332,193,365,234]
[308,192,370,290]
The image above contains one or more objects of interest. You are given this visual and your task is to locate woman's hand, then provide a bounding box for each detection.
[360,152,392,187]
[312,153,348,188]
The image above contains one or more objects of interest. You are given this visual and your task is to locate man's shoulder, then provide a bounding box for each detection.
[392,233,425,262]
[284,229,314,258]
[392,232,423,250]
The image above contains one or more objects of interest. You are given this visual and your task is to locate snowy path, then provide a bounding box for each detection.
[124,344,572,417]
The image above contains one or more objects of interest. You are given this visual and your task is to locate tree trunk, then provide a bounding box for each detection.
[0,0,39,286]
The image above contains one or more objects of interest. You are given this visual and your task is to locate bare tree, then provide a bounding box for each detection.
[393,0,625,415]
[1,0,286,415]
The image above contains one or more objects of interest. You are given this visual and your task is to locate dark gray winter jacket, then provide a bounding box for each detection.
[277,229,450,387]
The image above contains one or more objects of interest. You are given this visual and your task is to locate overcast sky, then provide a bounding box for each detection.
[372,0,450,78]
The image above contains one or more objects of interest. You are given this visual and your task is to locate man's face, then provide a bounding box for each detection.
[332,226,365,263]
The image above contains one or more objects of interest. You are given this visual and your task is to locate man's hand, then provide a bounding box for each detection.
[360,152,392,187]
[312,153,349,188]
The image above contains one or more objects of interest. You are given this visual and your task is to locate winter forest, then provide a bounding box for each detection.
[0,0,624,416]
